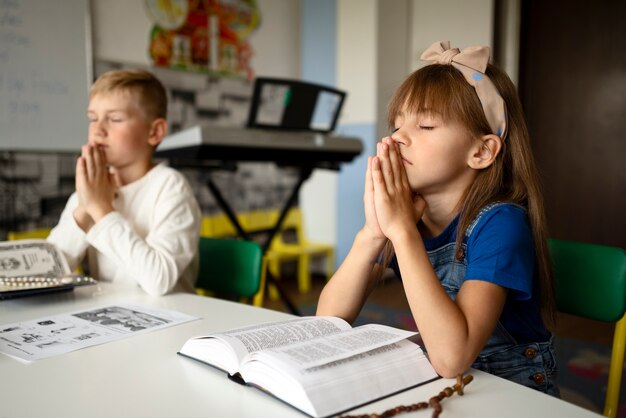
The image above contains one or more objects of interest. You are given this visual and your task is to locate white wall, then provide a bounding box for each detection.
[376,0,410,140]
[337,0,378,125]
[248,0,301,78]
[409,0,494,71]
[91,1,152,65]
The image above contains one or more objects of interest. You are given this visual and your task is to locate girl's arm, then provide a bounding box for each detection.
[372,138,507,377]
[316,228,386,322]
[393,230,507,377]
[317,156,388,322]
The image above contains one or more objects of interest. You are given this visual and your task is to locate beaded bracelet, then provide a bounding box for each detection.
[339,374,473,418]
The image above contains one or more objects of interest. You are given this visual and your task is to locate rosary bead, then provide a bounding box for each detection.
[338,374,472,418]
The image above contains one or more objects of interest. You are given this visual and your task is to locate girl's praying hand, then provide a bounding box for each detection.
[371,136,426,243]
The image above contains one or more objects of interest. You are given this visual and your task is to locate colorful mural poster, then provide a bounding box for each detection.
[144,0,261,79]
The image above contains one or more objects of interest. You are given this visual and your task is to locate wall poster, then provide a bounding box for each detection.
[145,0,261,79]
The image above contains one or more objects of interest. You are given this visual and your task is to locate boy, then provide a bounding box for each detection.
[48,69,201,296]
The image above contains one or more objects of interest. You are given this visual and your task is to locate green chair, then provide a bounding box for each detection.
[196,237,266,307]
[549,239,626,418]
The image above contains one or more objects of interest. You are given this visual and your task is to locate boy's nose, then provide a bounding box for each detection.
[90,117,107,132]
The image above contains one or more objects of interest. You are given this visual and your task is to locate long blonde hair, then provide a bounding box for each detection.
[380,63,556,326]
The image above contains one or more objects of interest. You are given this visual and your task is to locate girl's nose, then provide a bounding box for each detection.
[391,129,407,146]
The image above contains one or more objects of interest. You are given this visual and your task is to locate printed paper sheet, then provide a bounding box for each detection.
[0,304,197,362]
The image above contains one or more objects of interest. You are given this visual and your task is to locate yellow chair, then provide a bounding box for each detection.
[265,207,335,294]
[200,213,238,238]
[196,237,266,307]
[549,239,626,418]
[7,228,51,240]
[240,209,275,232]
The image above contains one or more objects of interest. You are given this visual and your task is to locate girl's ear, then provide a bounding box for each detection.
[468,134,502,169]
[147,118,168,147]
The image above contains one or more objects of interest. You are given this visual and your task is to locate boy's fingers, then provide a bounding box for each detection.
[92,146,103,178]
[75,156,85,185]
[84,145,95,181]
[94,146,108,180]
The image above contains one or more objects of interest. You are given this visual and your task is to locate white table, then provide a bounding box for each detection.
[0,283,602,418]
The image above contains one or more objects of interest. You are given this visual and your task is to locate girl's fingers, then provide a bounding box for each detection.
[384,137,403,187]
[365,156,373,191]
[371,156,387,196]
[376,141,396,191]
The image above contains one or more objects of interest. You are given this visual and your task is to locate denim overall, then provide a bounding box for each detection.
[428,203,560,396]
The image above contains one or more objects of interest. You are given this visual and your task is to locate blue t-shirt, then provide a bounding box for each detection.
[390,204,551,343]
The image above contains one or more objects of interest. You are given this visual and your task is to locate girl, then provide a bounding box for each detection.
[317,41,559,396]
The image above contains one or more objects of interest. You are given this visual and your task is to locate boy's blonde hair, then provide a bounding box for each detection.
[90,69,167,121]
[383,63,556,326]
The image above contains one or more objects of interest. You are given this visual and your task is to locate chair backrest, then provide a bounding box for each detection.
[549,239,626,322]
[197,237,263,298]
[267,207,306,245]
[7,228,51,240]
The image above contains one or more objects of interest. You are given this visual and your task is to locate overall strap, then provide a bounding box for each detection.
[463,202,526,240]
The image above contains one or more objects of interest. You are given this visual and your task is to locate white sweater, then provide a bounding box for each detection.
[48,163,201,296]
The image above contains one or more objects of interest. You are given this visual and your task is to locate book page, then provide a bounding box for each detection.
[220,316,350,354]
[179,316,351,373]
[242,337,437,418]
[244,324,417,371]
[0,239,70,277]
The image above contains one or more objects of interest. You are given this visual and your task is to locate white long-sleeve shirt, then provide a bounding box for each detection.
[48,163,201,296]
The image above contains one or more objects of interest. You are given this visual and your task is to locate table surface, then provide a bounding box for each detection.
[0,283,602,418]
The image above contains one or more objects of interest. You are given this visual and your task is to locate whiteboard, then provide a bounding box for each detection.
[0,0,92,152]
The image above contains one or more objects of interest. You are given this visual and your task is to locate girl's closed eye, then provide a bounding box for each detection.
[418,124,435,130]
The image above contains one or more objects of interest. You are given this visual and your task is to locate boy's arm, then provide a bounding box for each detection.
[47,193,90,271]
[86,172,200,296]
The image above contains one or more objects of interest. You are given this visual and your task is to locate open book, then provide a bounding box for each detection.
[0,239,96,299]
[178,316,439,418]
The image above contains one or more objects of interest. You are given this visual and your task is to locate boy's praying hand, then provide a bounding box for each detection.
[73,144,120,231]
